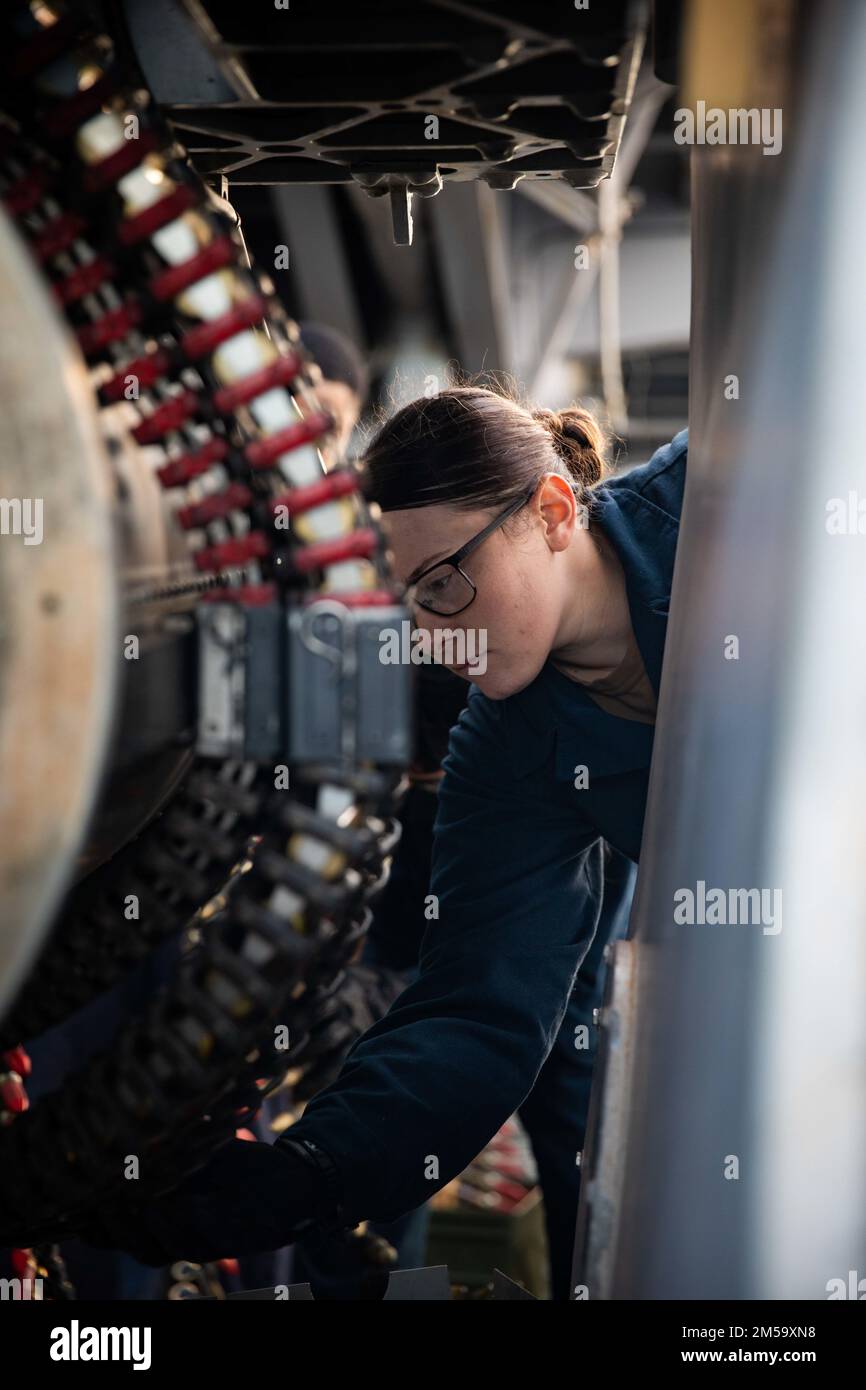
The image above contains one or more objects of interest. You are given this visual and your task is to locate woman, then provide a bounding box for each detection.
[293,662,635,1300]
[86,386,688,1290]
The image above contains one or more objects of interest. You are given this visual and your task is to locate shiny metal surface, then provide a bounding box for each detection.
[576,0,866,1299]
[75,407,199,880]
[0,209,118,1016]
[0,205,201,1014]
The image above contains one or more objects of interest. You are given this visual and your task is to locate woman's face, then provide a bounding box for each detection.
[383,477,587,700]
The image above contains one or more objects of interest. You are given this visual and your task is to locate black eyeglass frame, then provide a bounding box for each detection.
[406,481,539,617]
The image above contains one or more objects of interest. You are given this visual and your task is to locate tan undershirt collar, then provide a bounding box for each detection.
[552,527,657,725]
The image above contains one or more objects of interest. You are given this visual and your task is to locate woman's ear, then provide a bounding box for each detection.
[536,473,579,553]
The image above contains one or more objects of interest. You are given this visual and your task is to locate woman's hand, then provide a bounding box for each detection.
[77,1137,330,1266]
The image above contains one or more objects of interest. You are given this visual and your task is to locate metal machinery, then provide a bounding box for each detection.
[0,0,650,1294]
[0,0,416,1275]
[7,0,857,1308]
[574,0,866,1301]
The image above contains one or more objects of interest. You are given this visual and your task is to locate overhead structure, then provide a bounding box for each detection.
[128,0,649,242]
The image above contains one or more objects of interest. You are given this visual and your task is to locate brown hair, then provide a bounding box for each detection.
[364,384,607,513]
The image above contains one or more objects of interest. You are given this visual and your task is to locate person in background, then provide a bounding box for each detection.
[298,321,369,456]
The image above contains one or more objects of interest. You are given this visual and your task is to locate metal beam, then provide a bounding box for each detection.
[575,0,866,1300]
[429,182,513,376]
[270,185,365,347]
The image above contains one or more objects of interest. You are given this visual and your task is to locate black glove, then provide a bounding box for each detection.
[78,1136,343,1267]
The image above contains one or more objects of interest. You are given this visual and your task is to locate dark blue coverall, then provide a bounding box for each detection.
[293,785,636,1300]
[13,430,686,1298]
[283,431,688,1274]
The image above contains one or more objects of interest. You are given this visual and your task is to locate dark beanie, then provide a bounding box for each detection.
[298,321,369,405]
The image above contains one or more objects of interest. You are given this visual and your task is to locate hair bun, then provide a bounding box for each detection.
[533,405,606,488]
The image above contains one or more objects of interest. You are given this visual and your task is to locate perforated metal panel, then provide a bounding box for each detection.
[157,0,648,199]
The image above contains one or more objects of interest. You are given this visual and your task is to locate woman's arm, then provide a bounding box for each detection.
[81,689,605,1262]
[285,689,605,1223]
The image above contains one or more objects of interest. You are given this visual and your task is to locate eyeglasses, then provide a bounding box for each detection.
[405,483,538,617]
